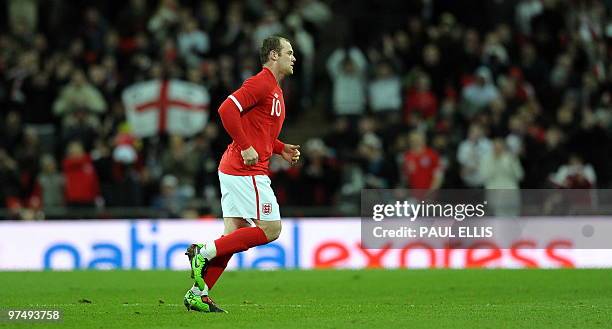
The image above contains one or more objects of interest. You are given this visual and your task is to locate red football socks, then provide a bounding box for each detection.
[203,227,269,290]
[203,253,232,289]
[214,226,269,258]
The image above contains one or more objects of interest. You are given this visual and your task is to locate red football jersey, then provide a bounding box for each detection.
[403,147,440,189]
[219,68,286,176]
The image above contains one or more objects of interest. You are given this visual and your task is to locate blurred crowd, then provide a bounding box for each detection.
[0,0,611,219]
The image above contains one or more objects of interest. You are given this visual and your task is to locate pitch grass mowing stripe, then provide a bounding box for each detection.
[0,269,611,329]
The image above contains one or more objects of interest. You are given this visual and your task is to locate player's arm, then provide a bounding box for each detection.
[217,98,258,165]
[219,76,271,166]
[275,140,300,165]
[273,140,285,154]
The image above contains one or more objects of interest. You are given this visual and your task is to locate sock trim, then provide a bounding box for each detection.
[191,284,208,296]
[251,176,260,220]
[200,242,216,259]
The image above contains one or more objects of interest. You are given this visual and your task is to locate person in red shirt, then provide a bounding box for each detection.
[403,132,444,198]
[403,73,438,122]
[62,141,100,207]
[183,36,300,313]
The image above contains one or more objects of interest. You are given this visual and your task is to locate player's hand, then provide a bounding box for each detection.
[241,146,259,166]
[281,144,300,166]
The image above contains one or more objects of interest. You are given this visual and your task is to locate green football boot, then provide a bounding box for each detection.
[183,290,228,313]
[185,244,209,291]
[201,296,227,313]
[183,290,210,312]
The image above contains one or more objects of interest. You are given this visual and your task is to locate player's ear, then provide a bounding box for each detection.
[270,50,279,61]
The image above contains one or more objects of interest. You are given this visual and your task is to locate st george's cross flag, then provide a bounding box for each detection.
[122,80,209,137]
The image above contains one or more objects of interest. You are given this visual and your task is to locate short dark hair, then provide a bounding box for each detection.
[259,36,287,65]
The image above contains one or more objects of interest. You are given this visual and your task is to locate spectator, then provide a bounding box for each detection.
[457,29,482,79]
[178,16,209,69]
[53,70,107,128]
[300,138,340,206]
[62,141,100,207]
[550,154,596,189]
[88,63,116,103]
[6,51,50,123]
[1,111,23,156]
[195,0,220,33]
[116,0,149,40]
[525,126,567,188]
[462,66,500,117]
[420,44,446,97]
[550,53,574,89]
[505,114,526,156]
[327,46,368,119]
[153,174,187,218]
[60,108,100,152]
[191,131,220,210]
[38,154,64,209]
[480,138,523,216]
[109,143,143,207]
[404,71,438,122]
[0,149,20,216]
[324,117,360,161]
[252,10,284,51]
[148,0,180,43]
[91,138,114,205]
[519,43,549,95]
[286,13,315,109]
[515,0,543,35]
[216,4,246,53]
[368,61,401,119]
[13,127,41,207]
[296,0,332,30]
[81,7,108,57]
[402,131,443,194]
[548,153,598,211]
[457,124,493,188]
[357,133,397,189]
[160,135,198,198]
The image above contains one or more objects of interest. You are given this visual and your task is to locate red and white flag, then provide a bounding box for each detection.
[122,80,209,137]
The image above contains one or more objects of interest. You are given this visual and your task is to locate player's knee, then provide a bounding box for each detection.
[266,227,281,242]
[261,221,282,242]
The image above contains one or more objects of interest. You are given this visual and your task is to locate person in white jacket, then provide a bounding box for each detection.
[457,124,492,187]
[53,70,107,128]
[480,138,524,216]
[326,47,368,118]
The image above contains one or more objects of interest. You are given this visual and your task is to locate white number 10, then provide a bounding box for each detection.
[271,98,281,117]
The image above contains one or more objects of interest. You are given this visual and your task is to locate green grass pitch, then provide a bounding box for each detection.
[1,269,611,328]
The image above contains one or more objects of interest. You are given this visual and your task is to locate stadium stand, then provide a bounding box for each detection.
[0,0,610,219]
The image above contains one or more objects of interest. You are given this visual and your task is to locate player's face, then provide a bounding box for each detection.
[278,40,296,75]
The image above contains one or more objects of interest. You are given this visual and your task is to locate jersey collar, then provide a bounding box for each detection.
[262,67,280,86]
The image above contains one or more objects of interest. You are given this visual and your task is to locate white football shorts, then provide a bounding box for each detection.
[218,171,281,221]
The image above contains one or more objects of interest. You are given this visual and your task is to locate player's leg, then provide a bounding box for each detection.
[187,217,247,294]
[184,173,247,313]
[185,217,248,313]
[185,218,247,313]
[250,175,282,242]
[195,174,280,261]
[252,218,282,241]
[224,217,253,234]
[185,173,263,313]
[194,217,280,282]
[185,216,265,313]
[187,173,244,291]
[185,174,279,312]
[202,217,250,289]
